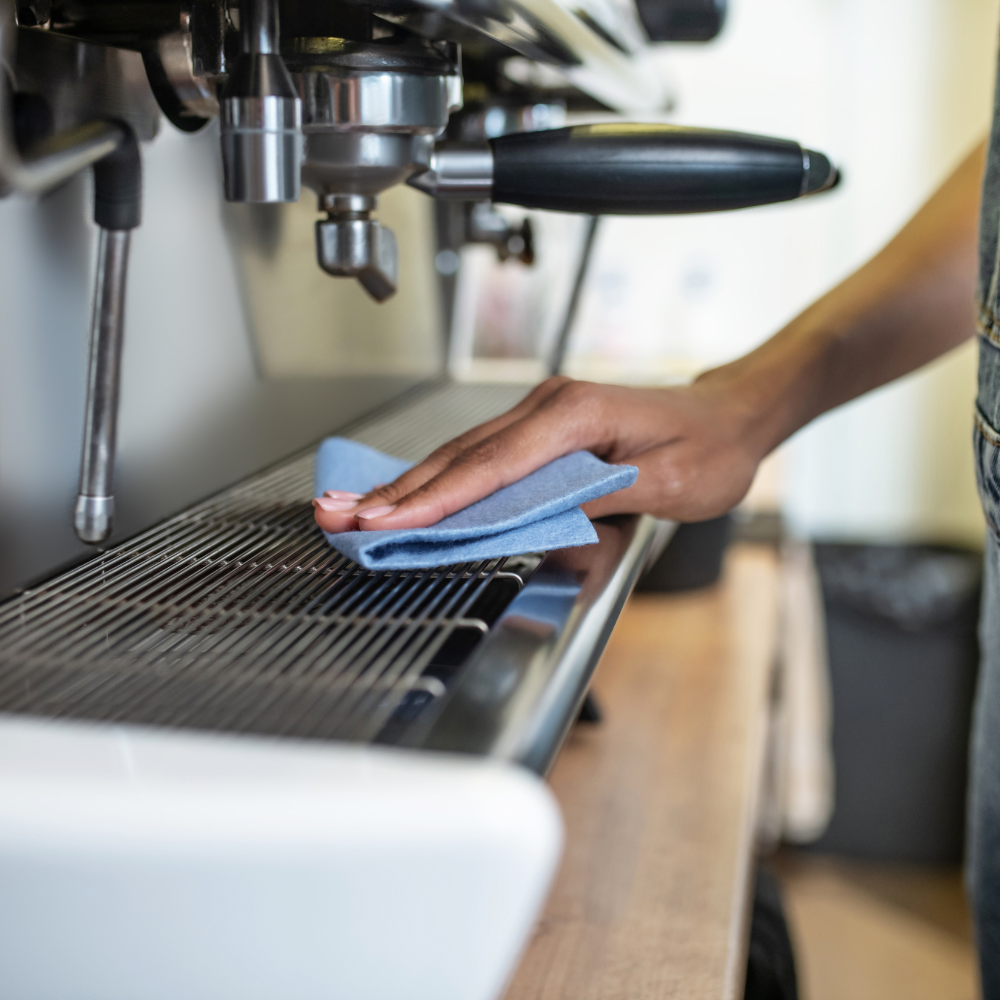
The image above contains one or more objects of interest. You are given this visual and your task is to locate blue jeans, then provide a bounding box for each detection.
[971,530,1000,999]
[969,47,1000,995]
[973,330,1000,998]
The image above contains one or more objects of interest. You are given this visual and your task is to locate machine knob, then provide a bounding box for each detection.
[635,0,727,42]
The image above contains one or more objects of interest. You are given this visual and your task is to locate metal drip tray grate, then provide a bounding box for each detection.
[0,383,534,744]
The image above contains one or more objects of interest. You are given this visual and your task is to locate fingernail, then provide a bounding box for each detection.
[355,504,397,520]
[323,490,363,500]
[313,497,358,512]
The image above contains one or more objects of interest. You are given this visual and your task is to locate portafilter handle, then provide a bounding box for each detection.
[409,124,839,214]
[74,124,142,546]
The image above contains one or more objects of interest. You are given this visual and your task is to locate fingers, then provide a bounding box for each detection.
[354,381,609,531]
[353,376,574,510]
[313,497,360,534]
[311,377,573,534]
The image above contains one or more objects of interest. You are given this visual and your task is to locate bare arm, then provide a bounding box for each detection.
[710,138,985,456]
[313,140,985,534]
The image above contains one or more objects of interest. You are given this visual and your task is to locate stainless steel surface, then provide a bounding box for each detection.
[415,513,666,773]
[0,383,538,745]
[0,0,126,195]
[10,23,160,141]
[408,144,494,200]
[299,69,460,134]
[75,228,131,544]
[220,0,302,203]
[301,130,433,196]
[0,116,122,197]
[155,30,219,119]
[385,0,669,114]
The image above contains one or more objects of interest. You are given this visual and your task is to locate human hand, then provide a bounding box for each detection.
[312,374,771,534]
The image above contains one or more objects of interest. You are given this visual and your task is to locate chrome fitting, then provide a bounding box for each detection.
[221,87,302,202]
[466,202,534,264]
[315,194,398,302]
[74,495,115,545]
[220,0,302,203]
[319,192,377,216]
[301,71,461,134]
[407,144,494,200]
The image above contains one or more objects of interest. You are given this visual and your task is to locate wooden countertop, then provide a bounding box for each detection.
[504,543,781,1000]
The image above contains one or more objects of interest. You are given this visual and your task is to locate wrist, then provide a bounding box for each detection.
[690,364,775,462]
[692,318,839,459]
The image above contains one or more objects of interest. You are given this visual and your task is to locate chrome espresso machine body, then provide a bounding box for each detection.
[0,3,837,997]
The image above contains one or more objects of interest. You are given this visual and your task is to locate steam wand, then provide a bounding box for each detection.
[0,0,144,544]
[74,128,142,544]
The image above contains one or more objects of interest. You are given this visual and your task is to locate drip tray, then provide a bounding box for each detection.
[0,382,663,773]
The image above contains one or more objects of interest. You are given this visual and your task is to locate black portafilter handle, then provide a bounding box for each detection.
[489,124,838,216]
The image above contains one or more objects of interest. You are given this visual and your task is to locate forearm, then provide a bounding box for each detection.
[700,139,986,458]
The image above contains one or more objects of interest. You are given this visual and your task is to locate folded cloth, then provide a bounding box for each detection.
[314,436,637,570]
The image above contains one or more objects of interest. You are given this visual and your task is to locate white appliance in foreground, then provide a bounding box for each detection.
[0,715,562,1000]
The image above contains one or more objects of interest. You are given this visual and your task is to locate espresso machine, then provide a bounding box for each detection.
[0,2,836,996]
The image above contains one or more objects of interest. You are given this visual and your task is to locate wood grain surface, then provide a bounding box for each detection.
[504,544,780,1000]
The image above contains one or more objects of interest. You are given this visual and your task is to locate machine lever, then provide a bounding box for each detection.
[409,124,838,214]
[74,125,142,545]
[489,124,837,214]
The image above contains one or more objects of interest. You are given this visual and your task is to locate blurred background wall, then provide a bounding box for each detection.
[456,0,1000,547]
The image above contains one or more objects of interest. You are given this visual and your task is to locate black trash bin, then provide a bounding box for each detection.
[637,514,732,592]
[811,543,982,863]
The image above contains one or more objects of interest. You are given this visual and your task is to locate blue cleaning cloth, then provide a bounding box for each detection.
[314,437,637,570]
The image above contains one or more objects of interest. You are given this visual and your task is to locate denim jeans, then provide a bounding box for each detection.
[974,337,1000,1000]
[970,532,1000,999]
[972,58,1000,995]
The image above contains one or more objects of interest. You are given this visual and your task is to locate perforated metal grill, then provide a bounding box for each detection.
[0,382,532,743]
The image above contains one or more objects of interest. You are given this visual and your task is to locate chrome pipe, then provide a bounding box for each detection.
[74,229,131,545]
[243,0,278,55]
[548,215,599,376]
